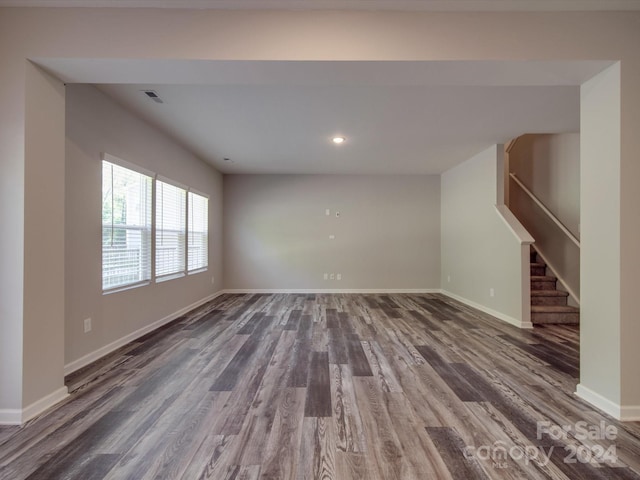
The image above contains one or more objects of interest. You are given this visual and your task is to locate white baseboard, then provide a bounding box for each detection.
[22,386,69,423]
[64,290,225,376]
[0,386,69,425]
[619,405,640,421]
[221,288,440,294]
[576,384,640,421]
[441,289,533,329]
[0,408,22,425]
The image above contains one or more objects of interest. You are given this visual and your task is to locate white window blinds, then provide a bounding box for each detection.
[102,160,152,291]
[156,179,186,278]
[188,192,208,272]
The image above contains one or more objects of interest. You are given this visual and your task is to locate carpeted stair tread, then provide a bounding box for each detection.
[529,246,579,324]
[531,275,557,282]
[531,290,569,297]
[531,305,579,313]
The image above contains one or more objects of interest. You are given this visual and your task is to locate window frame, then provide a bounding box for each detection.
[101,154,210,293]
[154,176,188,282]
[101,153,154,294]
[187,189,209,274]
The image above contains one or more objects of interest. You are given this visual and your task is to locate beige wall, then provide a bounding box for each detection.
[510,134,580,235]
[579,65,623,407]
[509,133,580,301]
[1,7,639,420]
[441,145,526,325]
[0,29,24,415]
[23,64,67,411]
[223,174,440,291]
[65,84,223,366]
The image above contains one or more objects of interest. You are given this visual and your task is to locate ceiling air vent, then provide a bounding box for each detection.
[142,90,163,104]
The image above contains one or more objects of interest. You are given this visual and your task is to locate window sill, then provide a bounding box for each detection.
[103,281,150,295]
[155,272,186,283]
[188,267,208,275]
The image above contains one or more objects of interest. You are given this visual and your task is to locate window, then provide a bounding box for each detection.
[102,154,209,291]
[102,159,152,291]
[188,191,208,272]
[156,179,186,279]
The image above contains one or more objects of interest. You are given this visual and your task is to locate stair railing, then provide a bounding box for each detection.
[509,173,580,248]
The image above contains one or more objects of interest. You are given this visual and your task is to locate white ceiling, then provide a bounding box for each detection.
[3,0,640,10]
[87,60,610,175]
[99,83,579,175]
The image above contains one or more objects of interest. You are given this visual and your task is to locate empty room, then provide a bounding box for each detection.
[1,1,640,479]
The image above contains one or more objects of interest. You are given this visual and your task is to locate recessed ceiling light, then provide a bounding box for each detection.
[332,136,346,144]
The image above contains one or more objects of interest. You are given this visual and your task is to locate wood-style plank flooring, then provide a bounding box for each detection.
[1,293,640,479]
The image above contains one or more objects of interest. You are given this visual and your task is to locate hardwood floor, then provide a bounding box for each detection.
[1,293,639,479]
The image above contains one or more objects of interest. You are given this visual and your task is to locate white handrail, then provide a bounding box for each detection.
[509,173,580,248]
[495,205,534,245]
[505,136,522,154]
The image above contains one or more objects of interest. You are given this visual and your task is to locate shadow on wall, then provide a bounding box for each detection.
[508,133,580,304]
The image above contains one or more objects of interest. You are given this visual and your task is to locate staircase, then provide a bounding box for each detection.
[530,247,579,325]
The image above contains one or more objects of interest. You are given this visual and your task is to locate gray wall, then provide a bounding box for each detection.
[509,133,580,301]
[223,174,440,290]
[65,84,223,366]
[441,145,525,324]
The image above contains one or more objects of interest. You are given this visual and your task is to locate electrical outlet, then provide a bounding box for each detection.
[337,273,342,280]
[490,288,495,297]
[211,276,215,285]
[330,273,335,280]
[329,234,335,240]
[447,275,451,283]
[324,273,328,280]
[83,318,92,333]
[325,209,331,216]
